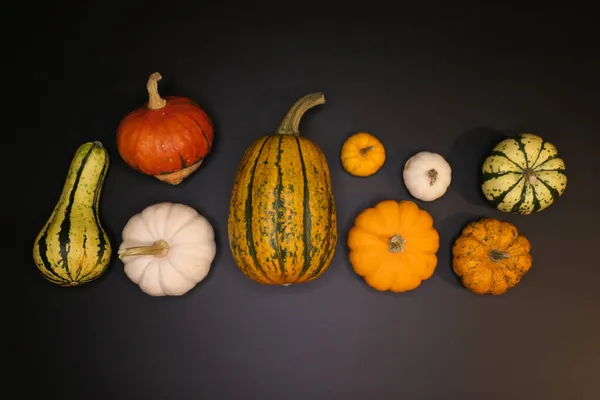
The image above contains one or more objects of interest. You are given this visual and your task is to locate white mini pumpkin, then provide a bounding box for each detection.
[118,202,216,296]
[403,151,452,201]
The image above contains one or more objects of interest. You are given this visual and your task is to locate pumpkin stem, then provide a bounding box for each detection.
[489,249,509,262]
[276,92,325,136]
[359,146,375,156]
[118,239,169,259]
[388,234,406,253]
[428,169,438,186]
[147,72,167,110]
[522,168,537,185]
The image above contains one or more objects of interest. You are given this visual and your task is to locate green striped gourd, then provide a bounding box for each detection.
[33,141,112,286]
[228,92,337,285]
[482,133,567,214]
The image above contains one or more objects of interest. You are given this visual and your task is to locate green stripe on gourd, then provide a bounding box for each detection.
[481,133,567,215]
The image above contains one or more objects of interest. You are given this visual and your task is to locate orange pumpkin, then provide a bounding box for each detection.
[116,72,214,185]
[452,218,532,295]
[347,200,439,292]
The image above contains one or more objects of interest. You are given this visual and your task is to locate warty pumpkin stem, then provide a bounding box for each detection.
[360,146,375,156]
[522,168,537,185]
[118,239,169,259]
[147,72,167,110]
[489,249,509,262]
[276,92,325,136]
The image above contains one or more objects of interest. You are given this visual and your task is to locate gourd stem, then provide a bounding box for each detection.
[276,92,325,136]
[360,146,375,156]
[147,72,167,110]
[118,239,169,259]
[388,234,406,253]
[428,169,438,186]
[489,249,509,262]
[523,168,537,185]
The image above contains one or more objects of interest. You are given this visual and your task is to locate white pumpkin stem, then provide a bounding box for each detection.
[388,234,406,253]
[428,169,438,186]
[147,72,167,110]
[359,146,374,156]
[118,239,169,259]
[277,92,325,136]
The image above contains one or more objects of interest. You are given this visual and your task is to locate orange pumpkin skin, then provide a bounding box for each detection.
[452,218,532,295]
[347,200,439,292]
[117,73,213,185]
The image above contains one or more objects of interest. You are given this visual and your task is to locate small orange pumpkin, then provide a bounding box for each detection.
[452,218,532,295]
[347,200,439,292]
[116,72,214,185]
[341,132,386,177]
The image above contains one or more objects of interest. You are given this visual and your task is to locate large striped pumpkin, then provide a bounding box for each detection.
[228,92,337,285]
[33,141,112,286]
[482,133,567,214]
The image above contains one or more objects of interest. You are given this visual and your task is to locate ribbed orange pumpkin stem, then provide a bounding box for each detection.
[277,92,325,136]
[147,72,167,110]
[118,239,169,259]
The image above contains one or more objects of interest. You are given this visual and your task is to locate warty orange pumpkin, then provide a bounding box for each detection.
[228,92,337,286]
[116,72,214,185]
[347,200,439,292]
[452,218,532,295]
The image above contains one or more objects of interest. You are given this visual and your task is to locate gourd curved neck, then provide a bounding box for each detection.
[276,92,325,136]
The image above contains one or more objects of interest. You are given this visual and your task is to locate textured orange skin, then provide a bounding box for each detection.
[452,218,532,295]
[117,96,213,176]
[347,200,439,293]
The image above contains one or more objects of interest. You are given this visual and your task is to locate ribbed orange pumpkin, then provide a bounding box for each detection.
[347,200,439,292]
[116,72,214,185]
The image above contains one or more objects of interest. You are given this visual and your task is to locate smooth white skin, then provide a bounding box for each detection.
[403,152,452,201]
[119,202,216,296]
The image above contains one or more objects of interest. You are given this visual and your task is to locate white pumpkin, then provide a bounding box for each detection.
[118,202,216,296]
[403,151,452,201]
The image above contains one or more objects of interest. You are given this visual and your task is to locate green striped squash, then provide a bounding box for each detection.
[228,92,337,285]
[33,141,112,286]
[482,133,567,214]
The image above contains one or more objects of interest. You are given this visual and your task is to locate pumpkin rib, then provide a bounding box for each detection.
[531,142,558,168]
[530,139,546,167]
[176,112,212,159]
[274,135,286,280]
[295,136,313,280]
[482,171,520,181]
[244,136,275,283]
[306,140,337,280]
[513,136,530,168]
[489,176,524,206]
[533,155,559,170]
[488,150,524,170]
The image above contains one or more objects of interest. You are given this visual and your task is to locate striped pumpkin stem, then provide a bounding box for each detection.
[118,239,169,259]
[147,72,167,110]
[522,168,537,185]
[276,92,325,136]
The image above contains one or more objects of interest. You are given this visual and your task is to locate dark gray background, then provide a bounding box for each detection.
[16,2,599,399]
